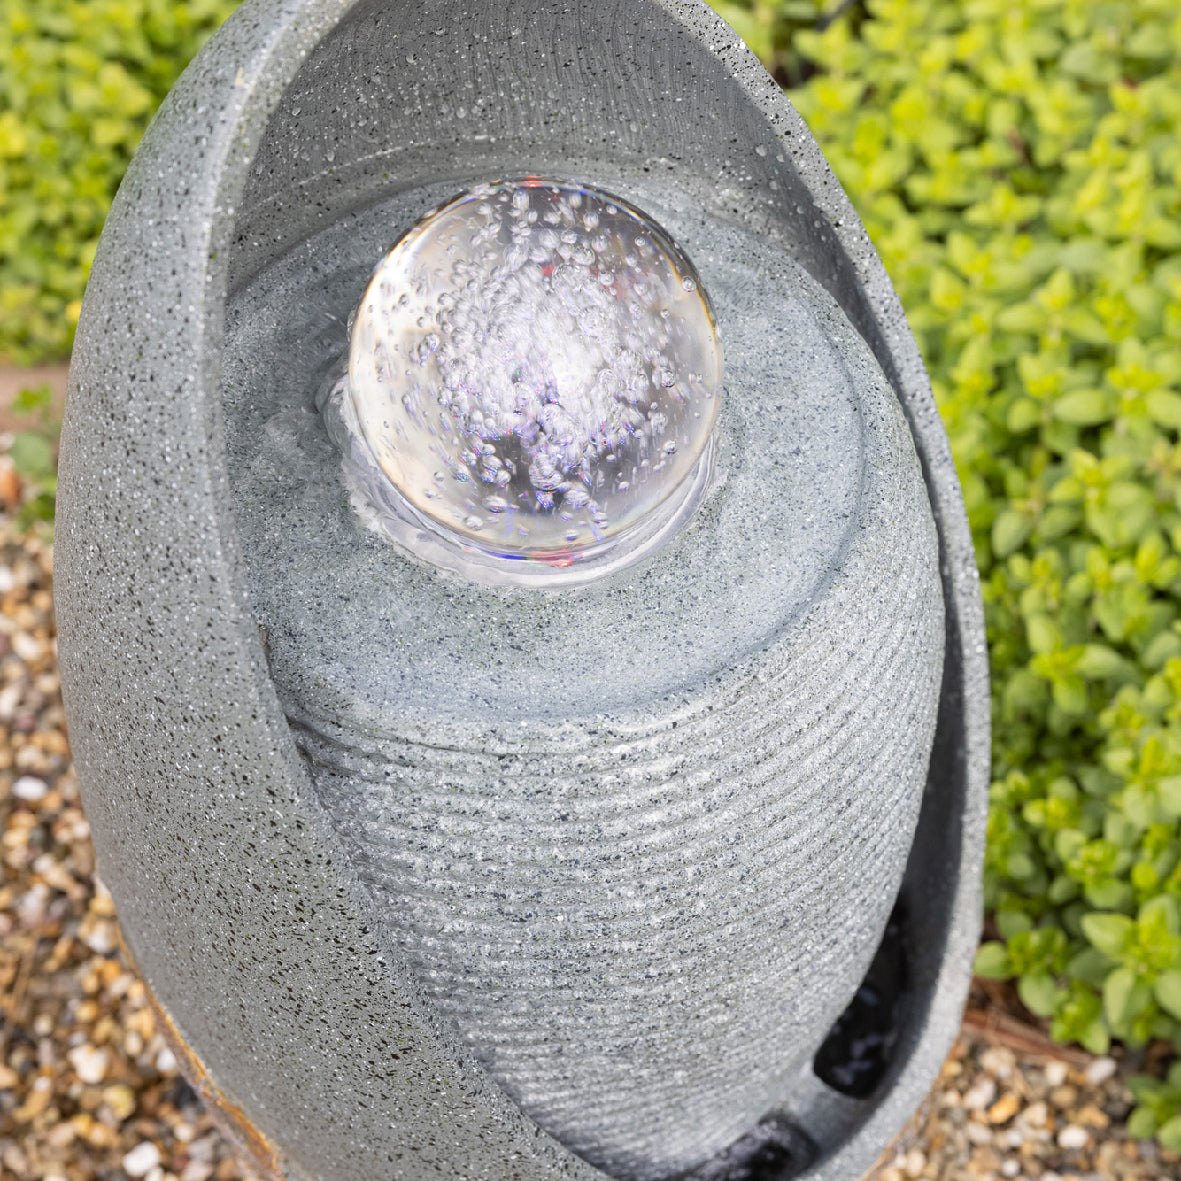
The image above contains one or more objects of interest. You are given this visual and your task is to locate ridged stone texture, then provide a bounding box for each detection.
[222,175,945,1178]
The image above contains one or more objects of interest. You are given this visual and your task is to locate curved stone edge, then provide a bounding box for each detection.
[55,0,608,1177]
[649,6,989,1179]
[119,931,289,1181]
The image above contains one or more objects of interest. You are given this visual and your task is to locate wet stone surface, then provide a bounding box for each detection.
[814,905,907,1100]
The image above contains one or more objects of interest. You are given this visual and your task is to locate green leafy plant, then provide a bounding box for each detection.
[6,383,58,527]
[1129,1059,1181,1151]
[0,0,240,362]
[753,0,1181,1144]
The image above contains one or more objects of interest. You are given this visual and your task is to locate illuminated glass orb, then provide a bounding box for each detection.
[341,178,722,581]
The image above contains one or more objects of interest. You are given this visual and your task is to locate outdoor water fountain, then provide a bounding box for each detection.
[55,1,989,1178]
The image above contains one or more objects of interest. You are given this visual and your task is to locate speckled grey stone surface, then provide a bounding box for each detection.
[222,176,944,1179]
[55,2,990,1180]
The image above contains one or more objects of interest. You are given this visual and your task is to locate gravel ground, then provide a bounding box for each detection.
[0,467,1179,1181]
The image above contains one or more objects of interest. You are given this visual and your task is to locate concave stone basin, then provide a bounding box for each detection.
[221,168,944,1179]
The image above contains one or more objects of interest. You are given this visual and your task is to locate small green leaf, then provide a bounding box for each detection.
[1143,630,1181,669]
[1159,1115,1181,1154]
[9,432,54,479]
[1140,895,1180,937]
[996,910,1033,941]
[996,303,1044,334]
[1068,947,1111,989]
[1018,973,1058,1017]
[1053,675,1087,715]
[1082,913,1133,958]
[1146,389,1181,430]
[1054,828,1086,863]
[1005,851,1036,880]
[1127,1105,1159,1139]
[993,509,1032,558]
[1157,776,1181,818]
[11,383,52,416]
[1079,1020,1110,1056]
[1087,879,1135,911]
[1076,644,1132,680]
[1154,970,1181,1021]
[1006,397,1041,433]
[974,942,1011,979]
[1027,613,1061,655]
[1053,388,1110,425]
[1103,966,1140,1026]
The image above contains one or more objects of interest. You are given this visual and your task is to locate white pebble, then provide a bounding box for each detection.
[67,1045,107,1085]
[0,683,21,720]
[122,1142,161,1178]
[186,1135,217,1163]
[17,882,49,925]
[963,1078,997,1111]
[85,920,118,954]
[157,1045,177,1072]
[980,1046,1016,1078]
[1023,1100,1049,1128]
[1085,1056,1117,1085]
[1001,1162,1020,1178]
[1044,1060,1069,1087]
[12,632,43,662]
[0,565,14,593]
[1057,1124,1088,1149]
[13,775,47,801]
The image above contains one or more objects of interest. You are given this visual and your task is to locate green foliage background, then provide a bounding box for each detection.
[775,0,1181,1147]
[5,0,1181,1148]
[0,0,239,363]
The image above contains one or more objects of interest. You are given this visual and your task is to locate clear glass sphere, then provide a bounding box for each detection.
[340,178,722,580]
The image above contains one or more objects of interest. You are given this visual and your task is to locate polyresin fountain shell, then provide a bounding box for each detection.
[55,1,989,1179]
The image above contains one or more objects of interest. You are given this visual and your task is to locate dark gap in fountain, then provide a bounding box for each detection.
[670,1114,819,1181]
[812,900,908,1099]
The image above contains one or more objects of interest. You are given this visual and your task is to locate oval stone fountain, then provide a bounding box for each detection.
[55,2,989,1178]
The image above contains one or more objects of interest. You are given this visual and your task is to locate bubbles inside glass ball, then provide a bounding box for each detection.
[338,178,722,576]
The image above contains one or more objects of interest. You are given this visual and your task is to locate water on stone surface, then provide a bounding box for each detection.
[813,903,908,1100]
[224,174,868,723]
[323,178,721,580]
[221,170,936,1181]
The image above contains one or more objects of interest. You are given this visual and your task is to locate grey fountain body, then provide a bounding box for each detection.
[55,2,990,1180]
